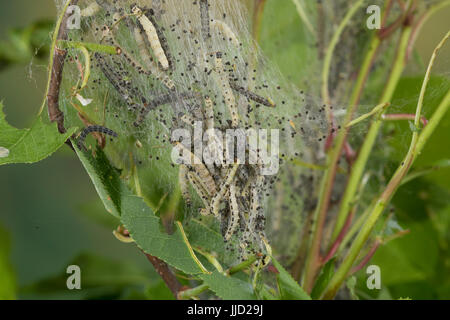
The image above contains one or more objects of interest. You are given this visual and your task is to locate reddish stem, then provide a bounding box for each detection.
[47,0,79,134]
[322,210,354,264]
[382,113,428,126]
[350,240,381,275]
[143,252,184,298]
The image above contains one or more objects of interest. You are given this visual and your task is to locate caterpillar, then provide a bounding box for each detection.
[175,143,217,196]
[210,163,240,217]
[179,164,191,207]
[248,175,265,235]
[229,82,276,108]
[214,52,238,127]
[203,95,215,130]
[81,2,101,17]
[134,92,198,126]
[199,0,211,41]
[102,27,152,77]
[133,27,175,90]
[224,183,240,241]
[187,171,211,210]
[131,5,170,70]
[94,53,142,109]
[77,125,118,151]
[141,8,174,71]
[210,19,240,47]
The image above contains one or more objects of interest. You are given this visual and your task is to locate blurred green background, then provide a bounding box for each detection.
[0,0,449,300]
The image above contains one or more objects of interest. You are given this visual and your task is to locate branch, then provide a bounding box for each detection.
[143,252,184,298]
[46,0,79,134]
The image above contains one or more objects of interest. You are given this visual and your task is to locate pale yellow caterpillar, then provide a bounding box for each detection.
[81,2,101,17]
[187,171,211,210]
[225,183,240,241]
[214,52,238,127]
[204,96,215,130]
[132,5,170,70]
[210,163,239,217]
[133,27,175,90]
[179,164,191,206]
[211,19,240,47]
[176,143,217,196]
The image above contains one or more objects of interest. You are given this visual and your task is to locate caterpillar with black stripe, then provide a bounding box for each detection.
[77,125,118,151]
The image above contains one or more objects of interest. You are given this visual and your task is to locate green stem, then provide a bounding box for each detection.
[345,103,390,128]
[57,40,119,55]
[323,31,450,300]
[227,256,257,275]
[178,283,209,300]
[291,0,316,37]
[302,0,367,292]
[331,24,412,243]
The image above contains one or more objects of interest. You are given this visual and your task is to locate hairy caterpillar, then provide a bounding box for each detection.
[175,143,217,196]
[214,52,238,127]
[134,92,198,126]
[211,19,240,47]
[203,95,215,130]
[229,82,276,108]
[94,53,143,109]
[131,5,170,70]
[187,171,212,210]
[210,163,240,217]
[141,8,174,71]
[199,0,211,41]
[77,125,118,151]
[132,27,176,91]
[225,183,240,241]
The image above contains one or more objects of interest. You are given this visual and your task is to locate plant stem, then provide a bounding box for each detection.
[178,283,209,300]
[41,0,79,133]
[331,24,412,243]
[144,252,184,298]
[302,0,367,292]
[345,103,390,128]
[322,31,450,299]
[382,113,428,126]
[227,256,257,275]
[291,0,316,38]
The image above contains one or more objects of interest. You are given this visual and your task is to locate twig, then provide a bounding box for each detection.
[382,113,428,126]
[45,0,79,134]
[144,252,184,298]
[349,239,381,275]
[322,210,354,264]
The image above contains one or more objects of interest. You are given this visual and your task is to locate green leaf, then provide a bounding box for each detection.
[0,102,76,166]
[74,147,203,275]
[199,271,256,300]
[0,224,16,300]
[74,145,124,218]
[311,258,336,299]
[272,256,311,300]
